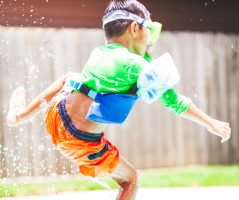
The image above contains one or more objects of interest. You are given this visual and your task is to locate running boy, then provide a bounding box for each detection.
[7,0,231,200]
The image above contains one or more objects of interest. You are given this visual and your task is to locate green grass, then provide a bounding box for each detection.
[1,164,239,197]
[0,179,118,197]
[139,164,239,187]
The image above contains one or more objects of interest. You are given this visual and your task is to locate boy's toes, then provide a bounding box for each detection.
[9,86,26,113]
[7,87,26,126]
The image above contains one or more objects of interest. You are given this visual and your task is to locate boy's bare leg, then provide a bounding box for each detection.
[110,155,139,200]
[6,74,68,126]
[7,86,26,126]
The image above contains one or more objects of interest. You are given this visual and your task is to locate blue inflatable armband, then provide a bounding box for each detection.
[137,53,180,104]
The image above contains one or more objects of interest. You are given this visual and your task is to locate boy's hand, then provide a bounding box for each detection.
[207,119,231,143]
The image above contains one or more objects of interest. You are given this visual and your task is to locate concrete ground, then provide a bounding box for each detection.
[3,187,239,200]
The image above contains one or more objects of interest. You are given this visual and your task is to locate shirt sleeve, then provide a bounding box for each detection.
[159,89,192,115]
[128,54,150,83]
[143,52,153,62]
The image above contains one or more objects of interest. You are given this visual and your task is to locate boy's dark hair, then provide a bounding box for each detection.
[104,0,150,39]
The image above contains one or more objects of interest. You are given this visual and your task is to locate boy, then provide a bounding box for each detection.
[7,0,231,200]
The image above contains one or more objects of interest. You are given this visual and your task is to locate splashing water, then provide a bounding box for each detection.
[85,176,115,200]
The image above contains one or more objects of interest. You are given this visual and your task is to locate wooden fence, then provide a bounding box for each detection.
[0,28,238,178]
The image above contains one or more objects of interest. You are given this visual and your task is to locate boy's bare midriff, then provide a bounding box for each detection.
[65,92,107,134]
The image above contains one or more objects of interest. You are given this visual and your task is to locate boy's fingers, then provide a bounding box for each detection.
[221,139,227,143]
[221,138,229,143]
[222,128,229,134]
[224,123,230,128]
[223,130,230,138]
[225,126,231,132]
[223,135,230,142]
[223,127,231,134]
[221,133,230,143]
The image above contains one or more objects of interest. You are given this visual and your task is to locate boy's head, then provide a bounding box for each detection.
[103,0,151,56]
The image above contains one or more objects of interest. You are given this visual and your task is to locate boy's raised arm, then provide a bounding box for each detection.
[142,49,231,143]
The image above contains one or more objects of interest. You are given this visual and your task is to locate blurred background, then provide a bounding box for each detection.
[0,0,238,197]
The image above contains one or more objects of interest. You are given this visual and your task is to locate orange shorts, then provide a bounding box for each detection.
[45,93,119,177]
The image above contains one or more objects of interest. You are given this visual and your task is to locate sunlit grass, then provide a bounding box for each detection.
[1,164,239,197]
[139,164,239,187]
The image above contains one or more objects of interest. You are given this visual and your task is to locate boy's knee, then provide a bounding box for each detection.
[116,168,139,187]
[129,168,139,185]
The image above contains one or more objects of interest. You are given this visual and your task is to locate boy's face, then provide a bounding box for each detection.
[129,21,148,56]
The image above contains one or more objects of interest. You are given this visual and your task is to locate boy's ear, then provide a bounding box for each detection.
[129,21,138,39]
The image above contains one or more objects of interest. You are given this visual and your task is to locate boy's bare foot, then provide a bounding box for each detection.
[7,87,26,126]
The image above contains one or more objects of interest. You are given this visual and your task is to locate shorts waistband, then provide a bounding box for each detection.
[58,98,102,142]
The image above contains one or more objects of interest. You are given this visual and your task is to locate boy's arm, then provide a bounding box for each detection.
[142,51,231,142]
[159,89,231,143]
[7,73,69,125]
